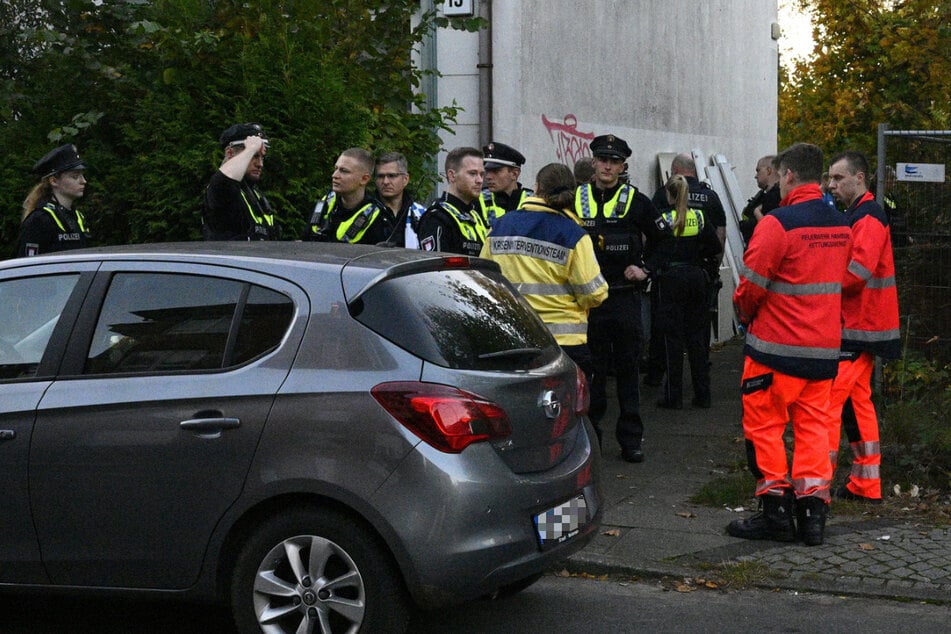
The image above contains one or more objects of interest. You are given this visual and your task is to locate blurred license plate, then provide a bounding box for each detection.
[534,494,588,548]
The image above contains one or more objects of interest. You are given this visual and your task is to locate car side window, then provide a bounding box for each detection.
[0,274,80,380]
[84,272,293,375]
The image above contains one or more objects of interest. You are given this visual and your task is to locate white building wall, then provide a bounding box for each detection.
[434,0,779,200]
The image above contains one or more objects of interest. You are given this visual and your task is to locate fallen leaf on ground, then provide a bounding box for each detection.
[676,511,697,519]
[602,529,621,537]
[858,543,876,551]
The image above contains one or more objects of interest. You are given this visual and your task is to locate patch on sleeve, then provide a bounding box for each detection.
[25,243,39,257]
[420,235,436,251]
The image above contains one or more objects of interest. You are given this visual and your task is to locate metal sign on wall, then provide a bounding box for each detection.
[896,162,946,183]
[443,0,474,17]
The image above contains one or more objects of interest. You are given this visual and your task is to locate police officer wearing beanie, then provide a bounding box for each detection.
[576,134,659,463]
[17,144,92,257]
[203,122,279,241]
[479,142,533,228]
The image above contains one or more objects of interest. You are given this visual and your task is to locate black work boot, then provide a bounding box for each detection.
[727,491,797,542]
[796,495,828,546]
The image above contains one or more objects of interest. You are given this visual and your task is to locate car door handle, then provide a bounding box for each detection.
[0,429,15,442]
[179,417,241,439]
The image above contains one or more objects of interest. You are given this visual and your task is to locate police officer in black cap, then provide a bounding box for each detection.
[575,134,660,463]
[17,144,92,257]
[478,142,533,228]
[202,122,279,240]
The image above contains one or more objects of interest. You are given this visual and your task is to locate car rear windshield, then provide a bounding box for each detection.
[351,267,559,371]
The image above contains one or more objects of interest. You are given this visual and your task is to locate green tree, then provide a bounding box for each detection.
[779,0,950,155]
[1,0,469,250]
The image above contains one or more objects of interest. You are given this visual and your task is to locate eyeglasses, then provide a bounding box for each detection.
[376,172,407,180]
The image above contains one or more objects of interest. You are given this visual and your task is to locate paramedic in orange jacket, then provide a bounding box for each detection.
[727,143,852,547]
[826,150,901,503]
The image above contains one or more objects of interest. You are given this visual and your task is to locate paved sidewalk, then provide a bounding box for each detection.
[565,338,951,603]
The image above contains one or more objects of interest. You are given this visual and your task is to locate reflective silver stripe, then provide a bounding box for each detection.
[792,477,832,500]
[768,281,841,295]
[746,332,840,360]
[573,274,607,296]
[829,449,838,465]
[516,282,572,296]
[866,275,896,289]
[848,260,873,281]
[850,440,880,457]
[842,328,901,342]
[488,236,570,265]
[754,479,790,496]
[850,463,880,479]
[741,265,771,289]
[547,322,588,335]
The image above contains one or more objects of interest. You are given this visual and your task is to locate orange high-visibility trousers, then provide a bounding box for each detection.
[827,353,881,500]
[741,357,833,501]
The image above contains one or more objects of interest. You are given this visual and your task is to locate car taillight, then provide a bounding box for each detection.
[574,364,589,415]
[371,382,512,453]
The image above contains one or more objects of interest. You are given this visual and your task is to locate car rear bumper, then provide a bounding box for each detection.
[368,420,603,608]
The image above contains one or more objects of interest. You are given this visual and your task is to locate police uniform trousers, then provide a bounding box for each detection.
[656,264,710,406]
[826,353,882,500]
[587,288,643,450]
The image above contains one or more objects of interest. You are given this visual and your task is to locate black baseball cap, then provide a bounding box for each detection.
[33,144,88,178]
[219,122,269,148]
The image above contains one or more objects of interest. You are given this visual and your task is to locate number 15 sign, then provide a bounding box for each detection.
[443,0,474,17]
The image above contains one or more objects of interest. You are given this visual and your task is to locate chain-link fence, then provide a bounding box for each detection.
[877,127,951,365]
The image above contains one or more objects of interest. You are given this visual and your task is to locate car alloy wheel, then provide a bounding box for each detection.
[231,507,409,634]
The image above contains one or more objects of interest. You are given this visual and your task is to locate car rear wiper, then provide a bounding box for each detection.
[478,347,543,360]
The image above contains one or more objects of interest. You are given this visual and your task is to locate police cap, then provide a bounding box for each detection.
[33,144,88,178]
[482,142,526,169]
[219,122,268,148]
[590,134,632,160]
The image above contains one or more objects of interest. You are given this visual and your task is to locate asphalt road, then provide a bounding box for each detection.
[3,573,949,633]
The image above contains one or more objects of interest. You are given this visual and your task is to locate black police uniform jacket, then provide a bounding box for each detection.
[304,191,394,246]
[203,171,279,240]
[418,193,488,256]
[652,176,726,233]
[17,198,91,257]
[574,183,658,287]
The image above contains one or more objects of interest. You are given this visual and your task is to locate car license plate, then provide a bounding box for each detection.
[534,494,588,548]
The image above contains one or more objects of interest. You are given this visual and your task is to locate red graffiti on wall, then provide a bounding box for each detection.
[542,114,595,166]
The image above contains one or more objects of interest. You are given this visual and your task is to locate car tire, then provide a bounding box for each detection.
[229,506,410,634]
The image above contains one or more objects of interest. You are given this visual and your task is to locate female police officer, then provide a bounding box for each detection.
[17,144,92,257]
[645,175,722,409]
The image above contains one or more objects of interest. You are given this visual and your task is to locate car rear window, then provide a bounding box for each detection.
[351,267,558,371]
[85,272,293,375]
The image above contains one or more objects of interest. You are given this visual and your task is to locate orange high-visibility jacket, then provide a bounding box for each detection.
[841,191,901,359]
[734,183,852,380]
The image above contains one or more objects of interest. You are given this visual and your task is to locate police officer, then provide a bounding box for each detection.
[645,152,727,385]
[17,144,92,257]
[374,151,427,248]
[479,142,533,228]
[305,148,394,245]
[203,122,279,240]
[417,147,488,255]
[576,134,658,463]
[644,175,722,409]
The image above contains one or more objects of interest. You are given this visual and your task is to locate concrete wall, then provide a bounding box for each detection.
[432,0,779,201]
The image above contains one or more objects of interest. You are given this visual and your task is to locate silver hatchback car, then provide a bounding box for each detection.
[0,242,602,633]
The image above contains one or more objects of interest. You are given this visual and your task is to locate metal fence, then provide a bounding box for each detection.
[878,127,951,365]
